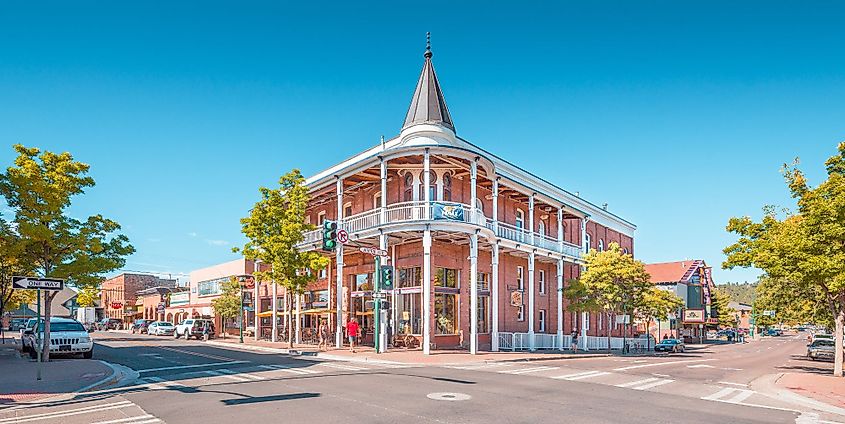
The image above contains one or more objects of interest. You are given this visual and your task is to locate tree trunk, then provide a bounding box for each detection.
[606,311,611,352]
[41,292,57,362]
[834,305,844,377]
[287,292,294,349]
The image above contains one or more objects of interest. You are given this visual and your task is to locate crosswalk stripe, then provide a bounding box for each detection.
[552,370,610,381]
[0,402,135,423]
[725,389,755,403]
[448,363,509,370]
[91,415,159,424]
[631,379,674,390]
[319,362,366,371]
[258,364,319,375]
[615,377,659,388]
[701,387,738,401]
[499,366,557,375]
[204,370,250,382]
[219,369,265,381]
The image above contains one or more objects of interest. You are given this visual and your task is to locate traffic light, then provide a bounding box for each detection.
[380,265,394,290]
[380,300,391,310]
[322,220,338,251]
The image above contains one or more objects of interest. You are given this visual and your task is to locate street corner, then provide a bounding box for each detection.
[776,372,845,411]
[0,354,120,406]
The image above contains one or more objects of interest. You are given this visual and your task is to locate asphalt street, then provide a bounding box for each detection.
[0,332,839,424]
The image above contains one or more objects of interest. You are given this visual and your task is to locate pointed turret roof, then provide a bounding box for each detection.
[402,33,455,132]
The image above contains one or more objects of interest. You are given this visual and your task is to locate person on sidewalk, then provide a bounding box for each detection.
[570,331,578,352]
[318,319,328,351]
[346,318,359,353]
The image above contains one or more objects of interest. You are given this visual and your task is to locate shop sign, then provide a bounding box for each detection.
[683,309,705,323]
[238,275,255,289]
[169,292,190,307]
[510,290,523,307]
[111,302,123,310]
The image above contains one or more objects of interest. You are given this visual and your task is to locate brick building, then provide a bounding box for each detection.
[644,260,717,343]
[293,40,636,354]
[101,273,178,326]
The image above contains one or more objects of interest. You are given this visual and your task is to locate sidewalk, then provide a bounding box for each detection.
[776,372,845,410]
[206,336,611,365]
[0,338,117,406]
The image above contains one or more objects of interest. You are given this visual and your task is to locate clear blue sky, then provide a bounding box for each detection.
[1,1,842,285]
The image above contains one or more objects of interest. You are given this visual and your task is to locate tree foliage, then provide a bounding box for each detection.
[0,145,134,360]
[75,286,99,308]
[634,287,684,349]
[709,287,735,327]
[720,282,757,305]
[238,169,329,347]
[724,142,845,377]
[211,277,242,338]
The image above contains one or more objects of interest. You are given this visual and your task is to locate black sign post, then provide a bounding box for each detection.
[12,276,64,381]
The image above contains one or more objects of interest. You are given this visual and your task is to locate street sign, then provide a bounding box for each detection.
[12,276,64,291]
[337,229,349,244]
[359,247,388,257]
[372,292,387,299]
[763,310,776,317]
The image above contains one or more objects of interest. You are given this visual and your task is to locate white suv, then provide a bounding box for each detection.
[23,317,94,359]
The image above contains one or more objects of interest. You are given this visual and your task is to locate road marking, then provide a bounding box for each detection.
[687,364,715,368]
[615,377,659,388]
[0,401,134,423]
[722,367,744,371]
[136,360,249,373]
[651,373,671,378]
[203,369,250,382]
[499,366,558,375]
[448,363,509,370]
[156,346,234,362]
[552,370,610,380]
[140,376,188,390]
[91,415,161,424]
[259,364,320,375]
[718,381,749,387]
[702,387,737,401]
[726,389,755,403]
[218,368,265,381]
[631,379,674,390]
[613,358,715,371]
[318,362,367,371]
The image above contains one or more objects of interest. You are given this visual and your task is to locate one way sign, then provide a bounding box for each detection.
[12,276,64,291]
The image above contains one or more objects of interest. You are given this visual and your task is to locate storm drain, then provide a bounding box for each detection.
[427,392,471,401]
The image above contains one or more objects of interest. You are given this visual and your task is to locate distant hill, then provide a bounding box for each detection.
[718,282,757,305]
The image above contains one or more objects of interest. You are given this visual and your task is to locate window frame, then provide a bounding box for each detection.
[539,309,546,333]
[538,270,546,295]
[516,266,524,291]
[515,209,525,230]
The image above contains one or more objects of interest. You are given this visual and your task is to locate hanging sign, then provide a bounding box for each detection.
[432,203,465,221]
[683,309,705,323]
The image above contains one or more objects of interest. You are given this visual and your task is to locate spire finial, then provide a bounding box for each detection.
[424,32,432,58]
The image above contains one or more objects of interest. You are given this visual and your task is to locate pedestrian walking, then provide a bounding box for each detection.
[570,331,578,352]
[318,319,328,351]
[346,318,359,353]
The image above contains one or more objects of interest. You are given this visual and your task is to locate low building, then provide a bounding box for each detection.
[135,287,174,322]
[101,273,178,326]
[644,260,717,343]
[728,301,753,331]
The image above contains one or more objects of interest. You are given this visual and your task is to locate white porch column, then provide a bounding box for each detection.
[423,229,432,354]
[581,217,588,253]
[271,282,277,343]
[470,158,478,221]
[557,207,564,251]
[491,242,500,351]
[470,232,479,354]
[528,251,536,351]
[424,149,431,219]
[380,157,387,224]
[556,259,563,350]
[529,193,535,244]
[492,177,499,234]
[335,176,345,349]
[295,293,302,344]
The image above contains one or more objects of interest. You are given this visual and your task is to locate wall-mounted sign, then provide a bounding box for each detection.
[110,302,123,310]
[683,309,705,323]
[510,290,523,307]
[238,275,255,289]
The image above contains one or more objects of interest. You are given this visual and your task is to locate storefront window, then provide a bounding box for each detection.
[478,296,490,333]
[354,273,372,291]
[399,267,421,288]
[434,268,458,288]
[397,293,421,334]
[477,272,489,291]
[435,293,458,334]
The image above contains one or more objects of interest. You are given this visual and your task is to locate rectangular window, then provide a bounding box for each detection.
[517,304,524,321]
[374,193,382,209]
[317,211,326,225]
[353,273,372,291]
[399,267,422,288]
[477,272,489,291]
[319,267,327,279]
[585,312,591,330]
[517,266,524,291]
[434,268,458,288]
[397,293,421,334]
[539,309,546,333]
[599,313,604,334]
[344,204,353,218]
[538,270,546,295]
[197,277,226,297]
[435,293,458,334]
[478,296,490,333]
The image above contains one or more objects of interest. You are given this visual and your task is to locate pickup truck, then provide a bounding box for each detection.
[174,319,215,340]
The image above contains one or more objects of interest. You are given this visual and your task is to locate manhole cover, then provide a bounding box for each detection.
[427,392,471,401]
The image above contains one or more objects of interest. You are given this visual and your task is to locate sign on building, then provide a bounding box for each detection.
[510,290,523,307]
[683,309,705,323]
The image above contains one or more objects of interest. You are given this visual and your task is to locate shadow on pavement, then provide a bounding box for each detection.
[221,392,320,405]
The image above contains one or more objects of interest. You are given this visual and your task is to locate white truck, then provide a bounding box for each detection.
[75,307,97,327]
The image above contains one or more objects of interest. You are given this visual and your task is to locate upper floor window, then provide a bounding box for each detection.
[623,247,630,255]
[538,270,546,295]
[373,192,382,209]
[598,239,604,252]
[442,172,452,202]
[515,209,525,230]
[585,233,591,252]
[317,211,326,225]
[344,202,353,218]
[517,266,524,291]
[538,221,546,237]
[403,173,414,202]
[419,170,437,201]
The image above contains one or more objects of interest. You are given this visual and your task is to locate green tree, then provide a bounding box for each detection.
[753,276,830,329]
[75,287,99,308]
[211,277,242,339]
[566,242,652,350]
[724,142,845,377]
[709,287,735,327]
[238,169,329,348]
[0,145,134,361]
[634,287,684,350]
[0,217,33,325]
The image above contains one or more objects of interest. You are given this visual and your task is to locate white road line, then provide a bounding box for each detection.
[702,387,737,401]
[218,368,266,381]
[726,389,755,403]
[449,363,509,370]
[499,366,557,375]
[137,360,249,373]
[632,379,674,391]
[718,381,749,387]
[651,373,671,378]
[143,376,187,390]
[614,358,715,371]
[552,370,610,381]
[551,370,600,380]
[204,370,250,382]
[1,401,134,423]
[687,364,715,369]
[156,346,234,362]
[615,377,659,388]
[258,364,319,375]
[319,362,366,371]
[91,415,160,424]
[722,367,744,371]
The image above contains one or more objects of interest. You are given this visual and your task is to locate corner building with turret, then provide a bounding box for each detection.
[297,40,636,354]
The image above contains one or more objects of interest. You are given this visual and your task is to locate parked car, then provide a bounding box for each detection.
[654,338,685,353]
[148,321,176,336]
[22,317,93,359]
[807,339,835,361]
[766,328,783,337]
[97,318,123,331]
[130,319,154,334]
[20,318,37,352]
[174,319,215,340]
[9,318,28,331]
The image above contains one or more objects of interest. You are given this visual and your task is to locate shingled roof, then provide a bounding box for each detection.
[402,33,454,132]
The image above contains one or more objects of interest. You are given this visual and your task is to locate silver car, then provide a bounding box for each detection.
[807,339,835,361]
[148,321,176,336]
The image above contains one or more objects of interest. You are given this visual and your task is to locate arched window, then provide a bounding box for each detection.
[598,239,604,252]
[515,209,525,230]
[403,172,413,202]
[419,170,437,201]
[623,247,629,255]
[538,221,546,237]
[443,172,452,202]
[585,233,592,252]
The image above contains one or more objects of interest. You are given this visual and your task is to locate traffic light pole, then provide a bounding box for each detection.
[374,256,381,354]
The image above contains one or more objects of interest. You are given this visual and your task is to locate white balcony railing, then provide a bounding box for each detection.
[298,201,583,259]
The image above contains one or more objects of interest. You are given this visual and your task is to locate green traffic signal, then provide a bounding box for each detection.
[322,220,338,251]
[380,265,394,289]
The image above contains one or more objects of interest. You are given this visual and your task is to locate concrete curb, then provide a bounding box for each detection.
[753,373,845,417]
[3,360,132,410]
